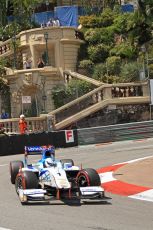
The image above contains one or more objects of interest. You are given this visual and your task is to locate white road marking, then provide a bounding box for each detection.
[129,189,153,202]
[99,172,116,183]
[0,228,12,230]
[100,156,153,203]
[113,155,153,165]
[0,164,8,167]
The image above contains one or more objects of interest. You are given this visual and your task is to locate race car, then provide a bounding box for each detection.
[9,145,109,204]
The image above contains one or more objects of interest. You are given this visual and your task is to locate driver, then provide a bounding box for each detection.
[43,154,56,168]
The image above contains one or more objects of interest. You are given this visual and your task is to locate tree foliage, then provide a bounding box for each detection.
[52,80,94,108]
[78,4,153,85]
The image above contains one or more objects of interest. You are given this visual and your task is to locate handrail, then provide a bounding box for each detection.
[0,82,149,132]
[48,81,149,130]
[0,35,20,57]
[54,96,149,130]
[64,70,103,86]
[49,81,147,115]
[0,116,47,134]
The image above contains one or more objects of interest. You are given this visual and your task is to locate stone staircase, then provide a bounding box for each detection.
[0,29,150,133]
[0,79,149,133]
[48,80,149,130]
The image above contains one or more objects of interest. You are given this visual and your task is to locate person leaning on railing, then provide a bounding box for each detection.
[37,57,45,68]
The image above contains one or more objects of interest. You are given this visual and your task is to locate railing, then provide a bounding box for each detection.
[63,70,103,86]
[0,81,149,133]
[0,35,20,57]
[0,116,47,134]
[48,81,149,130]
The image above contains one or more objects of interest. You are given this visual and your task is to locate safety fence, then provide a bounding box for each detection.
[77,120,153,145]
[0,130,78,156]
[0,120,153,156]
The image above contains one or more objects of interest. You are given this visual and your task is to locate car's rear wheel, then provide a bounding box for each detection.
[15,171,39,194]
[10,161,24,184]
[76,168,101,187]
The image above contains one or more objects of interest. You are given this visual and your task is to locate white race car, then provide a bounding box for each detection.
[10,145,110,204]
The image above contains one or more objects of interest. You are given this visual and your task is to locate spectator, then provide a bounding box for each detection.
[37,57,45,68]
[53,17,60,27]
[23,57,32,69]
[47,18,53,27]
[41,22,46,28]
[19,114,27,134]
[1,111,9,119]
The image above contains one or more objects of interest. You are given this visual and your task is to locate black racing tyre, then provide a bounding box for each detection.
[15,171,39,194]
[10,161,24,184]
[60,159,74,167]
[76,168,101,187]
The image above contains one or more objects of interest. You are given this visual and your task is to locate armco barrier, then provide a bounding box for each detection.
[77,120,153,145]
[1,120,153,155]
[0,130,78,156]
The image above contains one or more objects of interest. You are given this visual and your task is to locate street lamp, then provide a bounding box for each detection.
[44,32,49,66]
[41,75,47,113]
[12,35,17,69]
[140,44,146,80]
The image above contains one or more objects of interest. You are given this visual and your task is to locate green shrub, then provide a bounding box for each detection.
[110,42,137,59]
[78,59,94,69]
[85,27,115,45]
[92,63,107,81]
[120,62,140,82]
[106,56,121,75]
[52,81,94,109]
[113,13,130,34]
[79,15,101,28]
[79,9,114,28]
[52,86,68,109]
[99,8,115,27]
[88,44,109,63]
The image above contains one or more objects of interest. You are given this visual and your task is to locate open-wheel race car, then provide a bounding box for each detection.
[10,145,109,204]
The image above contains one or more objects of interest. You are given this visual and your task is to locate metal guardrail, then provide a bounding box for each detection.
[77,120,153,145]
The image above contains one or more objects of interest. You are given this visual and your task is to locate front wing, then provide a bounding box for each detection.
[18,186,110,204]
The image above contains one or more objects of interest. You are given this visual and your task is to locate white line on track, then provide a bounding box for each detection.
[129,189,153,202]
[0,164,8,167]
[0,228,12,230]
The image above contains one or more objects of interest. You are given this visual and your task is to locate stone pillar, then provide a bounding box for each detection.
[103,87,112,100]
[142,84,149,96]
[29,44,36,68]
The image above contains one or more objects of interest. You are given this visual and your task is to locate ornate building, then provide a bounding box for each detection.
[1,26,83,117]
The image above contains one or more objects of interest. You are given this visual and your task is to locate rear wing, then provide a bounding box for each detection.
[24,145,55,167]
[24,145,55,155]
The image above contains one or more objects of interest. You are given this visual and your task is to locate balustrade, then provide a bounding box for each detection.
[49,82,148,128]
[0,116,47,134]
[0,82,149,133]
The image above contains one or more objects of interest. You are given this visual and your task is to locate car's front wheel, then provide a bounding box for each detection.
[15,171,39,194]
[10,161,24,184]
[76,168,101,187]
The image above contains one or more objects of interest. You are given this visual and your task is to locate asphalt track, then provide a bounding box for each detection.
[1,139,153,230]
